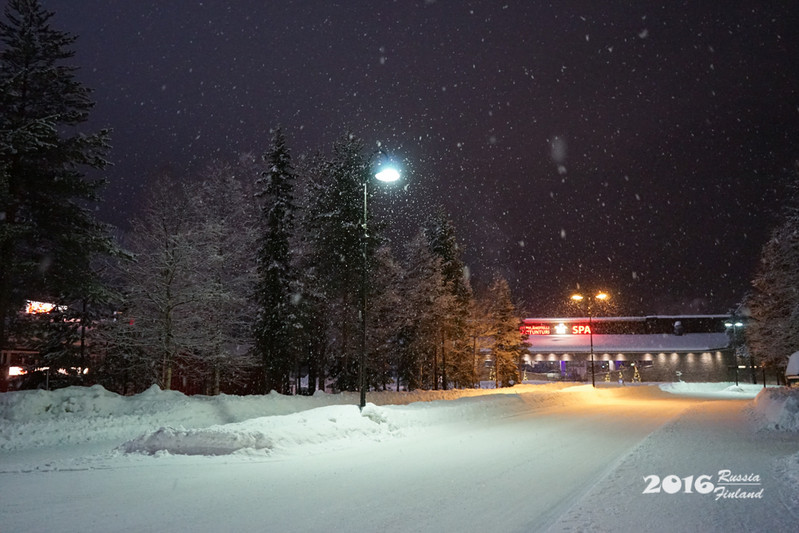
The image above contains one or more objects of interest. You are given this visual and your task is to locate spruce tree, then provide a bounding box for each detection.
[254,128,299,394]
[0,0,114,356]
[367,245,404,390]
[487,275,523,387]
[303,134,370,391]
[423,207,475,388]
[399,229,449,390]
[292,151,331,393]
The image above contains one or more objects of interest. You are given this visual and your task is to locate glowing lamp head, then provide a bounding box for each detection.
[570,294,584,302]
[374,166,400,182]
[595,292,609,301]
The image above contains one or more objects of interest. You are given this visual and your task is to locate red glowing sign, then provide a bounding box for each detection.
[520,324,592,335]
[520,324,551,335]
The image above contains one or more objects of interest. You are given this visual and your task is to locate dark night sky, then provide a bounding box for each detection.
[41,1,799,315]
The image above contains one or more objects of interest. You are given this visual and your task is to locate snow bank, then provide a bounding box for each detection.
[122,404,390,456]
[121,394,548,456]
[0,384,354,452]
[659,382,799,431]
[121,384,631,457]
[0,383,565,453]
[659,381,765,399]
[752,387,799,431]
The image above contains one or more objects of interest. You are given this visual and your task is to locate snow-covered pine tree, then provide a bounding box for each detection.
[366,245,405,390]
[747,180,799,375]
[423,207,475,389]
[302,134,372,392]
[398,229,448,390]
[254,128,300,394]
[291,151,331,393]
[487,275,523,388]
[0,0,115,357]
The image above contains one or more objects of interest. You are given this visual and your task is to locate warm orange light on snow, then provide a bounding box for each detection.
[24,300,67,314]
[25,300,56,314]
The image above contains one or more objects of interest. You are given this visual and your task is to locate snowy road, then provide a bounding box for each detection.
[549,399,799,532]
[1,384,797,532]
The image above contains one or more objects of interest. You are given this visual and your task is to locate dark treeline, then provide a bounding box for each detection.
[0,0,526,395]
[94,130,526,395]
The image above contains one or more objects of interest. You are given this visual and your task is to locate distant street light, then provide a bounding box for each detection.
[359,153,401,410]
[570,291,610,388]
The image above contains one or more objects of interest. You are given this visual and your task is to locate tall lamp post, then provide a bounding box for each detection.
[724,318,744,386]
[570,291,609,388]
[359,158,401,410]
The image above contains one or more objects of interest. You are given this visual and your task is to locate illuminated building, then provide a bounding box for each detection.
[519,315,739,382]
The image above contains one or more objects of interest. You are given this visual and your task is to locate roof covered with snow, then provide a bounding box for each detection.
[524,315,732,323]
[524,332,731,353]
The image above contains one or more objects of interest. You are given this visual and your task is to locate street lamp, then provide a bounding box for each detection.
[570,291,610,388]
[359,155,401,410]
[724,318,744,386]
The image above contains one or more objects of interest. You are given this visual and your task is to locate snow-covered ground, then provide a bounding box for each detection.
[1,382,797,532]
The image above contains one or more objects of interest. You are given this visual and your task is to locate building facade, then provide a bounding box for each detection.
[520,315,738,383]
